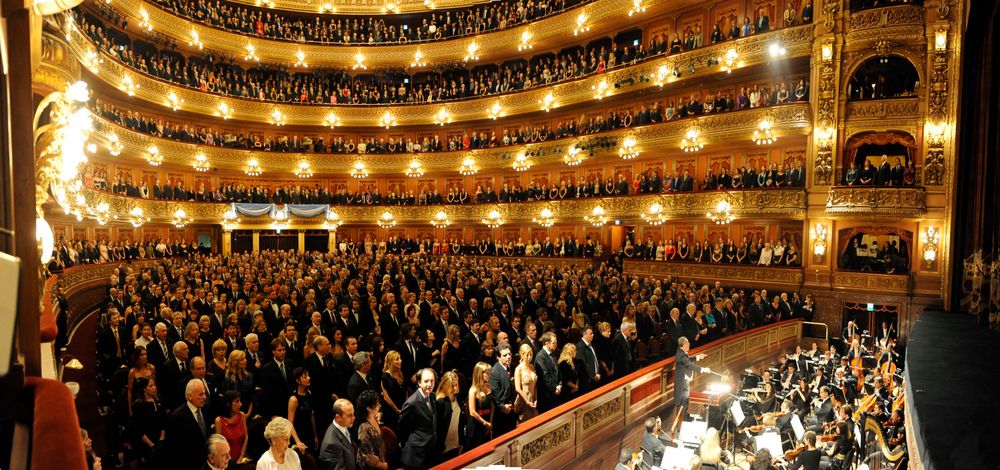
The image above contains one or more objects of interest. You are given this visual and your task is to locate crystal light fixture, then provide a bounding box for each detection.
[619,135,639,160]
[324,112,341,128]
[810,223,828,261]
[563,144,584,166]
[379,111,397,128]
[350,161,368,178]
[246,158,262,176]
[323,211,341,230]
[270,109,287,126]
[592,79,611,100]
[193,152,210,172]
[512,152,531,172]
[533,208,555,227]
[146,145,162,166]
[482,209,503,228]
[245,43,260,62]
[680,128,704,152]
[752,118,777,145]
[138,7,153,31]
[573,13,591,36]
[91,202,111,225]
[352,51,367,70]
[431,210,451,228]
[294,49,309,68]
[518,31,533,51]
[585,205,608,226]
[222,209,240,230]
[165,91,183,111]
[459,157,478,175]
[122,75,138,96]
[539,92,556,112]
[382,1,399,13]
[189,29,203,50]
[319,3,336,13]
[172,208,193,228]
[921,226,941,267]
[106,133,123,156]
[82,48,103,73]
[377,211,396,228]
[294,161,313,178]
[707,199,735,224]
[434,108,450,126]
[719,49,741,73]
[129,207,149,227]
[642,202,668,225]
[405,160,424,177]
[487,102,504,120]
[464,42,480,62]
[628,0,646,16]
[411,50,427,67]
[217,102,233,120]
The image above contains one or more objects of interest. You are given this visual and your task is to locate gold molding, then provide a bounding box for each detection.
[220,0,490,14]
[519,422,573,466]
[61,25,814,125]
[847,5,925,34]
[87,104,812,174]
[832,271,911,293]
[825,186,927,218]
[581,394,624,431]
[844,98,921,121]
[626,259,805,286]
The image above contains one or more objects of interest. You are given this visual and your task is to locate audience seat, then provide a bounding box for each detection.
[648,338,661,360]
[382,425,400,469]
[636,341,648,366]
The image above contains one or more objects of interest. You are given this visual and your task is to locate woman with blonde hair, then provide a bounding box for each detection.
[380,350,406,429]
[514,343,538,422]
[224,349,254,414]
[435,370,465,461]
[256,417,301,469]
[182,322,205,358]
[208,339,228,378]
[302,326,320,360]
[440,324,462,374]
[558,343,581,402]
[467,361,494,447]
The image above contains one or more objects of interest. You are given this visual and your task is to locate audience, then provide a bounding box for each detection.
[622,235,803,268]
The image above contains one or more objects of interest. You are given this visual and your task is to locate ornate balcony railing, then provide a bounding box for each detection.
[625,259,804,289]
[833,270,911,293]
[825,186,926,218]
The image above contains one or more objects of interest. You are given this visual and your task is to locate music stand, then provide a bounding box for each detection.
[729,399,746,426]
[790,414,805,441]
[679,420,708,447]
[754,432,784,459]
[661,445,696,470]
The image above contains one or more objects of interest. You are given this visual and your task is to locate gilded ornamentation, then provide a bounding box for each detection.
[848,5,924,31]
[519,422,572,466]
[625,260,805,285]
[924,146,945,186]
[832,271,910,292]
[927,48,950,121]
[873,39,894,59]
[224,0,489,14]
[845,99,920,120]
[814,52,837,185]
[582,395,624,431]
[822,0,840,31]
[825,187,927,218]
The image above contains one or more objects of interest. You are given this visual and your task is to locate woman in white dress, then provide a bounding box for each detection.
[99,240,110,263]
[758,242,773,266]
[256,417,301,470]
[655,241,666,261]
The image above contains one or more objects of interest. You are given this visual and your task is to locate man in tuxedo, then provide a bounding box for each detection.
[98,310,128,372]
[641,417,672,466]
[318,399,358,470]
[346,351,374,405]
[670,337,709,433]
[159,341,190,409]
[395,323,420,380]
[805,386,836,432]
[681,303,708,345]
[400,368,438,470]
[842,321,859,354]
[163,379,209,469]
[305,335,337,433]
[336,304,359,338]
[205,434,233,470]
[663,308,683,357]
[460,319,484,375]
[611,322,636,379]
[519,321,540,353]
[260,339,293,419]
[489,343,517,435]
[146,323,174,367]
[534,332,562,413]
[576,326,602,391]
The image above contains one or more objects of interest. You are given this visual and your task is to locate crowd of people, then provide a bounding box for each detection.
[843,155,917,187]
[79,4,806,107]
[622,234,804,268]
[85,244,805,469]
[850,0,921,11]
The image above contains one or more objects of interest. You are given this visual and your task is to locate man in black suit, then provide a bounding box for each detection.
[489,343,517,436]
[663,308,683,357]
[158,341,190,409]
[394,323,420,381]
[335,304,359,338]
[318,399,358,470]
[640,417,672,466]
[147,322,174,368]
[534,332,562,413]
[460,319,484,375]
[611,321,636,379]
[205,434,234,470]
[163,379,209,469]
[260,339,293,419]
[305,335,337,433]
[97,310,128,372]
[805,386,836,432]
[576,326,602,391]
[346,351,374,405]
[670,337,709,433]
[400,368,438,470]
[681,303,708,345]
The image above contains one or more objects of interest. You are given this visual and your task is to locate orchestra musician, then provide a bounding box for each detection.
[842,321,860,353]
[786,431,822,470]
[781,362,800,392]
[670,337,709,434]
[805,386,836,432]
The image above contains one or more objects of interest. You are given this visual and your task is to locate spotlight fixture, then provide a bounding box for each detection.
[146,145,162,166]
[189,30,204,50]
[294,49,309,68]
[350,161,368,178]
[464,42,480,62]
[222,209,240,231]
[573,13,591,36]
[405,160,424,177]
[324,112,341,128]
[628,0,646,16]
[434,108,450,126]
[518,31,533,51]
[129,207,149,227]
[411,50,427,67]
[539,92,556,112]
[246,158,262,176]
[121,75,138,96]
[106,133,123,156]
[752,118,777,145]
[377,211,396,228]
[585,205,608,226]
[680,128,704,152]
[352,51,367,70]
[592,79,611,100]
[217,102,233,120]
[487,102,504,120]
[563,144,584,166]
[322,211,341,230]
[533,207,555,227]
[619,135,639,160]
[294,161,313,178]
[270,109,287,126]
[165,91,183,111]
[431,210,451,228]
[172,208,193,228]
[459,157,478,175]
[245,43,260,62]
[193,152,210,172]
[379,111,397,129]
[642,202,668,225]
[512,152,531,172]
[482,209,503,228]
[706,199,735,224]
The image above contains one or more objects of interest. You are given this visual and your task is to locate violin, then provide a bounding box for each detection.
[783,444,806,462]
[819,432,838,442]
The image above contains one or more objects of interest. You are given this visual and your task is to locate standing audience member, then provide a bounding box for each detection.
[534,332,562,413]
[357,390,389,470]
[256,417,301,470]
[318,398,358,470]
[214,390,248,464]
[163,379,209,469]
[466,361,495,447]
[434,370,465,463]
[400,368,438,470]
[514,343,539,422]
[287,368,318,452]
[205,434,233,470]
[488,342,517,435]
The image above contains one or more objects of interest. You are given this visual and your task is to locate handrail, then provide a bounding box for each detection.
[434,318,804,469]
[802,321,829,341]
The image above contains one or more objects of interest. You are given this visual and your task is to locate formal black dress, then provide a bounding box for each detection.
[466,393,494,447]
[381,373,407,429]
[292,390,316,448]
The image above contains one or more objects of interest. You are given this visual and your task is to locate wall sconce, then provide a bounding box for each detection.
[810,223,828,262]
[464,42,480,62]
[270,108,287,126]
[431,210,451,228]
[244,43,259,62]
[352,51,367,70]
[573,13,591,36]
[411,50,426,67]
[518,31,533,51]
[324,112,341,128]
[814,126,835,148]
[821,43,833,62]
[294,161,313,178]
[926,122,946,146]
[487,102,504,120]
[934,29,948,52]
[539,92,556,112]
[193,152,210,172]
[322,211,340,231]
[459,157,478,175]
[405,160,424,178]
[921,226,940,268]
[377,211,396,228]
[482,209,504,228]
[533,207,555,227]
[294,49,309,68]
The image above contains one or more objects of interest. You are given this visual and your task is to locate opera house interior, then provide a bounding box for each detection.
[2,0,1000,468]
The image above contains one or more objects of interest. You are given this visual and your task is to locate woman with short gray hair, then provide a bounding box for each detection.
[256,417,302,469]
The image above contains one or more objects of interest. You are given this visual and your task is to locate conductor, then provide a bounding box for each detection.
[670,337,710,434]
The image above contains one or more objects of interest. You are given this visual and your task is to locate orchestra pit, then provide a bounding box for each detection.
[2,0,1000,469]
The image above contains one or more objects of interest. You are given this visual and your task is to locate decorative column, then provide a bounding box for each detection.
[252,230,260,253]
[924,22,951,185]
[221,231,232,255]
[297,231,305,252]
[328,230,337,253]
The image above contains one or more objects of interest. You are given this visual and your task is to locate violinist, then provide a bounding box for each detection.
[824,421,853,470]
[787,431,822,470]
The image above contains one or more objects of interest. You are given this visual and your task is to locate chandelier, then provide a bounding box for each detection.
[129,207,149,227]
[138,7,152,31]
[352,51,367,70]
[434,108,450,126]
[539,92,556,112]
[680,128,704,152]
[246,158,262,176]
[217,102,233,120]
[271,207,289,233]
[411,50,427,67]
[707,199,735,224]
[619,135,639,160]
[379,111,397,128]
[719,48,741,73]
[122,75,138,96]
[482,209,503,228]
[324,112,341,128]
[431,210,451,228]
[146,145,162,166]
[193,152,210,172]
[518,31,533,51]
[585,205,608,226]
[319,2,336,12]
[295,161,313,178]
[573,13,591,36]
[323,211,341,230]
[533,208,555,227]
[459,157,478,175]
[512,153,531,172]
[642,202,668,225]
[270,108,287,126]
[222,209,240,231]
[82,48,103,73]
[377,211,396,228]
[172,208,193,228]
[106,133,123,156]
[244,43,259,62]
[91,202,111,225]
[628,0,646,16]
[592,79,611,100]
[563,144,584,166]
[382,1,399,13]
[165,91,183,111]
[188,29,203,50]
[406,160,424,177]
[464,42,479,62]
[752,118,777,145]
[487,102,503,120]
[350,161,368,178]
[294,49,308,68]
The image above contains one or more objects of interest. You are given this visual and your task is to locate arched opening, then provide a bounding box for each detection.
[841,131,918,186]
[837,226,912,274]
[847,55,920,100]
